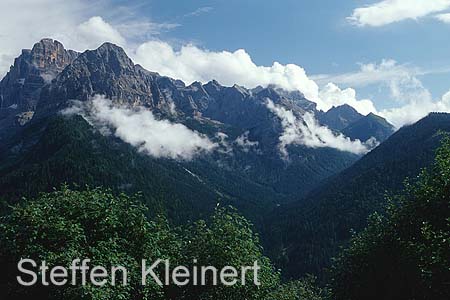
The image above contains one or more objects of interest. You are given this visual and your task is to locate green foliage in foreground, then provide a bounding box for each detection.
[330,136,450,300]
[0,186,323,300]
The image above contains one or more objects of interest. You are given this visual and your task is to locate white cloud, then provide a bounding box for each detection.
[348,0,450,27]
[132,40,383,115]
[76,17,126,49]
[435,12,450,23]
[63,95,216,160]
[0,0,175,77]
[371,65,450,127]
[319,83,377,115]
[114,21,180,41]
[235,131,259,153]
[266,100,371,157]
[380,90,450,127]
[0,0,87,76]
[184,6,214,18]
[313,59,450,127]
[132,41,321,104]
[313,59,422,88]
[325,59,450,127]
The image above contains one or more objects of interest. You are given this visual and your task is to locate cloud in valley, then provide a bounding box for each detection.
[235,131,259,153]
[266,100,371,157]
[63,95,216,160]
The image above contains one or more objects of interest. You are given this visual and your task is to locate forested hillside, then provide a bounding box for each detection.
[265,113,450,279]
[329,136,450,300]
[0,115,283,224]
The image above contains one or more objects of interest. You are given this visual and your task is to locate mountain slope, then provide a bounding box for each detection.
[342,112,394,143]
[319,104,363,131]
[0,39,364,203]
[264,112,450,278]
[0,115,285,224]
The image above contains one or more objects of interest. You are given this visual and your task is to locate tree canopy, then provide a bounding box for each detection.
[0,186,322,300]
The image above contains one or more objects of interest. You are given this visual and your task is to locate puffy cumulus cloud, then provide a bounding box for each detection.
[348,0,450,27]
[314,59,450,127]
[63,95,216,160]
[380,90,450,127]
[319,83,377,115]
[0,0,88,76]
[132,41,320,104]
[75,17,126,49]
[266,100,371,157]
[361,61,450,127]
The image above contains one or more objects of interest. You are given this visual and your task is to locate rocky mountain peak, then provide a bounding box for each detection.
[77,42,135,76]
[36,41,173,116]
[319,104,363,131]
[0,38,77,113]
[342,112,395,142]
[29,38,78,72]
[0,39,78,140]
[203,80,222,95]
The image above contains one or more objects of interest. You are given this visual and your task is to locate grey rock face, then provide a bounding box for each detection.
[342,112,395,143]
[319,104,363,131]
[0,38,78,111]
[34,42,318,141]
[0,39,78,140]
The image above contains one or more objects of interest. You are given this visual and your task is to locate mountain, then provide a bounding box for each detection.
[0,39,78,141]
[36,42,181,118]
[319,104,363,131]
[0,39,367,225]
[317,105,394,143]
[264,112,450,279]
[1,39,449,290]
[342,112,395,143]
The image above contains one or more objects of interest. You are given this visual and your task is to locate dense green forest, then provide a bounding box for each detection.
[330,136,450,299]
[0,186,324,300]
[0,115,283,224]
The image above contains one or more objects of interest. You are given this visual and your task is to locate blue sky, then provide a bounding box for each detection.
[2,0,450,127]
[112,0,450,101]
